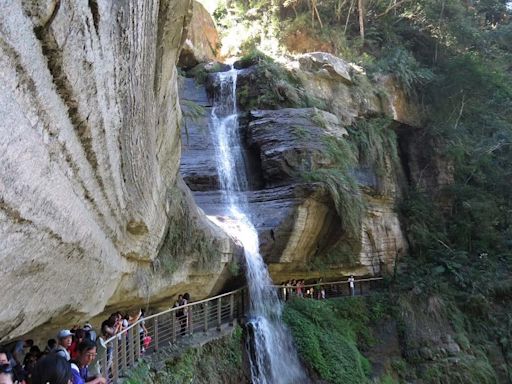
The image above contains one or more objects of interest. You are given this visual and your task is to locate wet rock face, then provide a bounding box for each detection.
[0,0,237,341]
[181,67,407,281]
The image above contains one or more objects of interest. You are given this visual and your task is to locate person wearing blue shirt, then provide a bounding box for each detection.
[70,340,106,384]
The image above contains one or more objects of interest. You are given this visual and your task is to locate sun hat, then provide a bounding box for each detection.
[56,329,73,339]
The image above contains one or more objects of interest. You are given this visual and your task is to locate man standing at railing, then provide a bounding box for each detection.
[70,340,106,384]
[348,275,355,296]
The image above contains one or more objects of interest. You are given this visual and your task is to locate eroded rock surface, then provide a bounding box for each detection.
[0,0,236,341]
[178,1,219,68]
[180,68,408,280]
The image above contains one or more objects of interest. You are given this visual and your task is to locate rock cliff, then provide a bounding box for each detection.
[180,52,409,282]
[0,0,236,341]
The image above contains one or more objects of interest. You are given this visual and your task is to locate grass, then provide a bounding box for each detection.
[283,296,389,384]
[347,117,400,179]
[125,327,245,384]
[302,135,364,247]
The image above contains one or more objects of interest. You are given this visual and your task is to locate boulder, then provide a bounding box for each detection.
[178,1,219,69]
[298,52,352,84]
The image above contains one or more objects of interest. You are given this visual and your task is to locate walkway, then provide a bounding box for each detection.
[100,277,383,383]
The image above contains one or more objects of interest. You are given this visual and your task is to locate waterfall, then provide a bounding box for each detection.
[207,67,308,384]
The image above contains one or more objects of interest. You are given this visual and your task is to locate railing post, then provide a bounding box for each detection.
[229,293,235,325]
[101,345,108,379]
[204,302,208,333]
[135,326,141,360]
[121,333,127,374]
[128,327,135,368]
[172,312,176,342]
[113,337,119,383]
[217,297,222,330]
[154,317,159,352]
[188,306,193,336]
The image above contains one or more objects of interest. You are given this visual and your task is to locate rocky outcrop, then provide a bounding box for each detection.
[0,0,237,342]
[178,1,219,69]
[180,65,408,280]
[247,108,347,186]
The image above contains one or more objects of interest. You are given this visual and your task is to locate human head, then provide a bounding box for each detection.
[31,354,72,384]
[0,350,9,365]
[47,339,57,350]
[76,340,97,367]
[25,339,34,348]
[74,329,85,341]
[183,293,190,301]
[57,329,73,348]
[83,323,92,332]
[29,345,41,355]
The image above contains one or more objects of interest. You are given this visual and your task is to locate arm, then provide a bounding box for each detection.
[86,377,106,384]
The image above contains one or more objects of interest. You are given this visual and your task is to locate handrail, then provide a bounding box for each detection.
[274,277,384,289]
[100,277,384,383]
[105,287,246,344]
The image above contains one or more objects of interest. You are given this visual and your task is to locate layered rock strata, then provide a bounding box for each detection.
[180,68,408,281]
[0,0,236,341]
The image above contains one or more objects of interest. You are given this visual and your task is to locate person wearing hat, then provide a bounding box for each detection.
[83,323,97,342]
[53,330,73,361]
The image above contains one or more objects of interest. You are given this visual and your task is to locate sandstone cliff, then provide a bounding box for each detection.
[0,0,236,341]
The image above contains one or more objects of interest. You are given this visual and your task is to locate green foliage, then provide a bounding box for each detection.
[125,361,154,384]
[283,297,388,383]
[303,135,364,244]
[236,51,327,111]
[371,47,434,95]
[128,327,244,384]
[181,99,206,143]
[348,117,399,178]
[155,187,219,274]
[159,327,243,384]
[419,354,497,384]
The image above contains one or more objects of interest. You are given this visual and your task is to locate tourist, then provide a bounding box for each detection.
[70,340,106,384]
[53,330,73,361]
[9,339,33,368]
[88,326,110,379]
[180,295,189,336]
[44,339,57,353]
[296,280,304,298]
[83,323,97,342]
[138,309,148,353]
[348,275,355,296]
[22,352,38,382]
[0,349,24,383]
[0,364,14,384]
[173,295,188,336]
[31,354,72,384]
[69,329,86,360]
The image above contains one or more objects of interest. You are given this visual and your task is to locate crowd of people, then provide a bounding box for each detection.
[0,279,361,384]
[281,275,357,301]
[0,308,149,384]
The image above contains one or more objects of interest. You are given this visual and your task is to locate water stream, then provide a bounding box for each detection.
[207,67,308,384]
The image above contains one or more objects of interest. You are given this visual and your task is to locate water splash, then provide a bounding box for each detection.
[207,67,307,384]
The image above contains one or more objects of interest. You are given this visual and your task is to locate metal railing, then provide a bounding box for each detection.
[275,277,384,301]
[97,277,383,383]
[98,287,247,383]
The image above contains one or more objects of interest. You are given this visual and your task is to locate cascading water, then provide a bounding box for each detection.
[208,67,308,384]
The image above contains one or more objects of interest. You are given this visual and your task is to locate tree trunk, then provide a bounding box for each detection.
[358,0,365,42]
